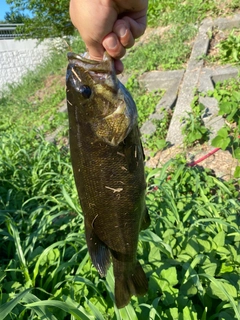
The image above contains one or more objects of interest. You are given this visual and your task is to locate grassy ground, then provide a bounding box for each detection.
[0,1,240,319]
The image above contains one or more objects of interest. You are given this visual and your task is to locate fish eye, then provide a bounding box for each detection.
[78,85,91,99]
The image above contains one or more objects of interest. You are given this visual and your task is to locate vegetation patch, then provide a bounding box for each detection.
[181,93,210,147]
[0,134,239,319]
[205,28,240,66]
[209,77,240,177]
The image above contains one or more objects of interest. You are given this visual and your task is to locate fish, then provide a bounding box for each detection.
[66,52,150,308]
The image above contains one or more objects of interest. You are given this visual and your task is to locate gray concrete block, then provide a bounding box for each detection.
[139,70,185,136]
[211,66,240,84]
[139,70,185,91]
[199,95,225,140]
[187,19,212,68]
[166,19,212,145]
[213,14,240,30]
[141,120,157,136]
[198,68,215,92]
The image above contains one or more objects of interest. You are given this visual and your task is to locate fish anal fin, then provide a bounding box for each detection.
[85,223,111,277]
[114,261,148,309]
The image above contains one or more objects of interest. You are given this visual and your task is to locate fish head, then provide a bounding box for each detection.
[66,52,137,146]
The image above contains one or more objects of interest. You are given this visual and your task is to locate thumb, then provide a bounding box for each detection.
[85,41,105,61]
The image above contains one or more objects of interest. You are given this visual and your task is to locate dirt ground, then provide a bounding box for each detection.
[146,143,239,181]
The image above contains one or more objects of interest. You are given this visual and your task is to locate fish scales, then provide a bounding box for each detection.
[66,52,150,308]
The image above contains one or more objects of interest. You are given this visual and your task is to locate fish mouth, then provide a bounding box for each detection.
[67,52,98,64]
[67,52,114,74]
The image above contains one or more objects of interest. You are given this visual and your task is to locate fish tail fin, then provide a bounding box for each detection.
[114,261,148,309]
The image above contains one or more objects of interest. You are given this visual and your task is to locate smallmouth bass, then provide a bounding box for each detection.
[66,52,150,308]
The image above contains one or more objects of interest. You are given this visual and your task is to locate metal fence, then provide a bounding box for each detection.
[0,24,24,39]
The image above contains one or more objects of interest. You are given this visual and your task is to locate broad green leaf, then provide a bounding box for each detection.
[211,135,230,150]
[180,279,198,297]
[216,246,230,255]
[191,218,239,233]
[180,305,198,320]
[149,272,163,298]
[218,310,237,320]
[200,263,217,277]
[71,276,101,295]
[140,229,173,258]
[105,266,122,320]
[85,299,105,320]
[0,288,32,320]
[233,148,240,160]
[219,262,234,274]
[183,238,199,257]
[166,307,179,320]
[22,292,58,320]
[232,48,239,61]
[200,308,207,320]
[208,281,237,301]
[161,286,179,306]
[161,267,178,286]
[200,274,240,319]
[219,101,231,114]
[232,91,240,101]
[25,300,92,320]
[213,231,225,247]
[119,303,138,320]
[234,166,240,178]
[215,127,229,138]
[197,238,211,252]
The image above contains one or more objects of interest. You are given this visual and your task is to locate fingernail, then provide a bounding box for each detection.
[118,26,127,38]
[105,37,118,49]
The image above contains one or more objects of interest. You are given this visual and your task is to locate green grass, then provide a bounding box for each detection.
[124,24,196,72]
[147,0,240,27]
[0,1,240,319]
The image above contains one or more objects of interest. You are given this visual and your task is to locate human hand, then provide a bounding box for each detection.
[69,0,148,73]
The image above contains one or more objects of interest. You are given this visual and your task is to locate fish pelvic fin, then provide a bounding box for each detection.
[85,222,111,277]
[114,261,148,309]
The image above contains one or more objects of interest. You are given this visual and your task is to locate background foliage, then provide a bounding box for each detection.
[6,0,73,39]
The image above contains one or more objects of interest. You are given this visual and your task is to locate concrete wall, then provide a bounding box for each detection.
[0,38,54,92]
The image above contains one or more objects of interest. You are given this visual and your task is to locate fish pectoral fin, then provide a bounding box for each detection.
[114,261,148,309]
[122,126,145,172]
[85,225,111,277]
[92,113,131,146]
[141,207,151,230]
